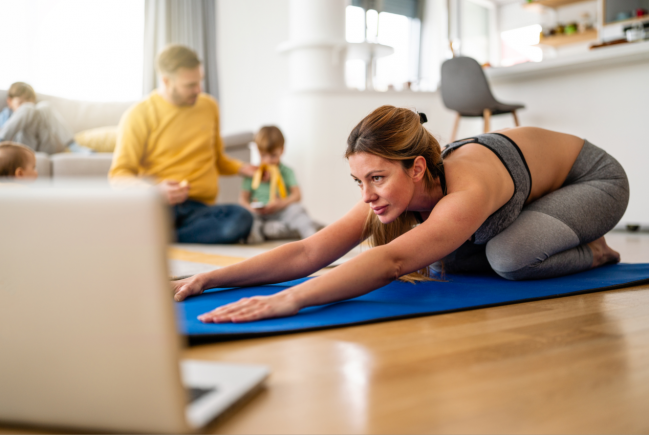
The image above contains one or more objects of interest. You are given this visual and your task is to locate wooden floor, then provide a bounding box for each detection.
[3,231,649,434]
[183,231,649,434]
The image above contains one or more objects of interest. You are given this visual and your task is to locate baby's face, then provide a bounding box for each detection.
[16,154,38,180]
[260,148,283,166]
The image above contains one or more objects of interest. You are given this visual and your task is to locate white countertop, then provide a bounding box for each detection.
[486,40,649,82]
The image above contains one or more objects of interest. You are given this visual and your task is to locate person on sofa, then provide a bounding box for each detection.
[0,82,86,155]
[109,44,256,244]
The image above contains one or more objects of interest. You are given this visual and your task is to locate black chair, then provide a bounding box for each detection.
[440,56,524,141]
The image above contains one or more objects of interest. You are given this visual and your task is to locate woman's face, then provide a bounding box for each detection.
[349,152,415,224]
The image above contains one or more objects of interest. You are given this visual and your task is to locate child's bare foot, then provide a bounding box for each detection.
[587,237,620,268]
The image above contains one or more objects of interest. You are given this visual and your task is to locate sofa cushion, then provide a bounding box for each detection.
[34,152,51,178]
[0,90,133,134]
[51,153,113,178]
[73,126,118,153]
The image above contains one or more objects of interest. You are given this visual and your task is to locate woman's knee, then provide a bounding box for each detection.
[485,238,536,280]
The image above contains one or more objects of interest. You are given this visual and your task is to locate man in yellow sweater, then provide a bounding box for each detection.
[109,45,257,243]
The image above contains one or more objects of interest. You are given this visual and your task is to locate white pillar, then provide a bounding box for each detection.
[278,0,347,91]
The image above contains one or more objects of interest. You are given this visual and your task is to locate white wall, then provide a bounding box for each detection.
[484,58,649,226]
[216,0,290,134]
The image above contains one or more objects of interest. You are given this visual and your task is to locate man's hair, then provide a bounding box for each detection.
[0,142,35,177]
[156,45,201,76]
[7,82,36,102]
[255,126,285,153]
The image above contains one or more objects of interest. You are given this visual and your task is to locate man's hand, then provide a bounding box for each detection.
[238,163,258,178]
[158,180,190,205]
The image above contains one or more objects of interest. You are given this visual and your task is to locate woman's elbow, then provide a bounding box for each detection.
[376,247,405,282]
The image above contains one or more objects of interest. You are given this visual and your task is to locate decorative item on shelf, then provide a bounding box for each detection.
[540,26,598,47]
[616,11,633,22]
[578,12,593,33]
[564,22,578,35]
[624,21,648,42]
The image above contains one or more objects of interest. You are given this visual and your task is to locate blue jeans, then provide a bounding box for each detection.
[173,200,253,244]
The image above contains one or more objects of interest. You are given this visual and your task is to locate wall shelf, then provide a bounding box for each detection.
[524,0,594,9]
[604,15,649,27]
[538,28,598,46]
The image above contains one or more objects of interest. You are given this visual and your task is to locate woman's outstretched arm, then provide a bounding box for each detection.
[172,200,369,302]
[197,186,494,323]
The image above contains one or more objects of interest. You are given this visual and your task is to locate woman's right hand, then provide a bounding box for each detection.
[172,275,206,302]
[197,291,301,323]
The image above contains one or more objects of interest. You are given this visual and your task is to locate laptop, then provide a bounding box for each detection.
[0,182,269,433]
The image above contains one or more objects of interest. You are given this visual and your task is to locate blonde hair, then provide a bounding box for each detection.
[255,126,285,153]
[156,45,201,76]
[0,141,35,177]
[346,105,444,283]
[8,82,36,103]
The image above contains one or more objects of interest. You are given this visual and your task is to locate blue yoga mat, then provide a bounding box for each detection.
[176,263,649,343]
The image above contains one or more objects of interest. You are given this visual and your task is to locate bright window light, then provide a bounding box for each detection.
[460,0,490,66]
[0,0,145,102]
[375,12,414,91]
[344,6,421,91]
[501,24,543,67]
[346,5,365,43]
[366,9,379,42]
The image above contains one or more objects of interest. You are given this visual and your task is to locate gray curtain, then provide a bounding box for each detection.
[143,0,219,100]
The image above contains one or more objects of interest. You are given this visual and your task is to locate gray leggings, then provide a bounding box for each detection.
[433,140,629,280]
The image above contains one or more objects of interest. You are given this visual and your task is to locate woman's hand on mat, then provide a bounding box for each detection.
[158,180,190,205]
[198,292,300,323]
[173,276,205,302]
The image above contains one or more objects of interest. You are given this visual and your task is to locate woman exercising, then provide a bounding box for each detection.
[173,105,629,323]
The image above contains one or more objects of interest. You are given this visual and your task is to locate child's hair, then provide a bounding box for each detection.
[255,126,285,153]
[345,105,444,283]
[7,82,36,103]
[0,142,35,177]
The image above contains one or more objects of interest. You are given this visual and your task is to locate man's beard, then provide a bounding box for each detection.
[171,88,198,106]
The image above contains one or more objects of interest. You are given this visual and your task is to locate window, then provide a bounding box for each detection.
[500,25,543,67]
[0,0,145,102]
[456,0,498,66]
[345,0,422,91]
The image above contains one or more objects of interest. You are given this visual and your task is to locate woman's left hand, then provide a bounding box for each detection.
[198,291,300,323]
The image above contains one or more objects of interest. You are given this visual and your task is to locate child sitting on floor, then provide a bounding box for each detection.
[0,141,38,179]
[240,126,319,243]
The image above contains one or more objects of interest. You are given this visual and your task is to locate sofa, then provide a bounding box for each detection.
[0,90,253,203]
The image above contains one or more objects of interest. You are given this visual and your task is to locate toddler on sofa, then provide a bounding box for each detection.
[240,126,319,243]
[0,141,38,179]
[1,82,91,155]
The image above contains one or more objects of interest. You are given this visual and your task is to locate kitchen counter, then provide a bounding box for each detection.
[486,40,649,82]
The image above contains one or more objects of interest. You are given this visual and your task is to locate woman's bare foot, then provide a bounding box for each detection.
[587,237,621,268]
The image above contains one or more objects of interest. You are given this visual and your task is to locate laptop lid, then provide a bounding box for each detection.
[0,183,192,433]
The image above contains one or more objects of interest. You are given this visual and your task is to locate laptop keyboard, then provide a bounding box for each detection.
[186,386,216,403]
